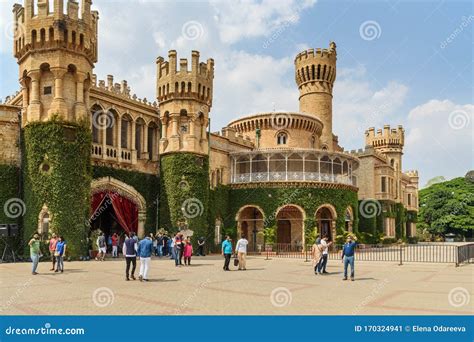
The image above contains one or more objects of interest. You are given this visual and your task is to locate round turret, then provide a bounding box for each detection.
[294,42,337,150]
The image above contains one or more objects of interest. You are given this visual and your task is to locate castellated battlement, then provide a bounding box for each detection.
[13,0,99,64]
[156,50,214,106]
[365,125,404,149]
[405,170,419,178]
[92,74,158,108]
[294,41,337,91]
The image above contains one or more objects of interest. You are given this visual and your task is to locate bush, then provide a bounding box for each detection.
[407,236,419,244]
[264,227,276,244]
[381,237,397,245]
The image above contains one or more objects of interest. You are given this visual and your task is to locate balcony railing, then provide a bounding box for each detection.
[91,143,134,164]
[233,172,355,186]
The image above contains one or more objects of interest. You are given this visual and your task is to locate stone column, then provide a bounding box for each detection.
[130,119,137,163]
[48,68,68,119]
[20,78,29,126]
[74,72,87,121]
[171,116,178,136]
[117,115,122,160]
[137,211,146,238]
[161,119,168,139]
[266,155,270,181]
[27,70,41,122]
[142,123,149,159]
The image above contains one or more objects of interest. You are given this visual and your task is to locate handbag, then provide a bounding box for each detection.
[54,251,60,257]
[233,255,239,267]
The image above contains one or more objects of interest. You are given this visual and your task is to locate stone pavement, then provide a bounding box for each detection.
[0,256,472,315]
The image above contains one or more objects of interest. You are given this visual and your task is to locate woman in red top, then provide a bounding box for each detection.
[111,233,119,258]
[183,239,193,266]
[48,233,58,271]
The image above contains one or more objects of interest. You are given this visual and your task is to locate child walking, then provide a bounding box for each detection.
[183,239,193,265]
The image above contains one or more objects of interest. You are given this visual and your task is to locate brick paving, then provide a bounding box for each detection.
[0,256,472,315]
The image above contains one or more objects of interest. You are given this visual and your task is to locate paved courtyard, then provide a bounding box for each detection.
[0,256,472,315]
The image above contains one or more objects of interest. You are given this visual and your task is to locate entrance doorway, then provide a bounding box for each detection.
[236,206,265,252]
[277,220,291,244]
[315,206,336,242]
[90,192,139,252]
[275,205,305,250]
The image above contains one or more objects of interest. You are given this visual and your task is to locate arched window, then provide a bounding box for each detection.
[277,132,287,145]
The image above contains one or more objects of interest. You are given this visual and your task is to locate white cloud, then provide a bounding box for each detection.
[405,99,473,185]
[211,51,298,130]
[332,65,409,149]
[210,0,316,44]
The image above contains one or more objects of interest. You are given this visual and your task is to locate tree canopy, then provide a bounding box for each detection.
[418,176,474,237]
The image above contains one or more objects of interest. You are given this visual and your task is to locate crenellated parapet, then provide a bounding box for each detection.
[92,74,158,109]
[156,50,214,106]
[365,125,404,152]
[156,50,214,156]
[294,42,337,92]
[13,0,98,64]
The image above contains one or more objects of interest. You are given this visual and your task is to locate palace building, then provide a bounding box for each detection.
[0,0,419,256]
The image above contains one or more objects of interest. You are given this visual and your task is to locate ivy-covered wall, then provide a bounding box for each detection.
[0,164,21,251]
[23,119,91,257]
[226,186,359,242]
[92,166,159,235]
[160,153,210,241]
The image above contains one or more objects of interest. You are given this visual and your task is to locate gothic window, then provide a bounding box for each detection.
[277,132,287,145]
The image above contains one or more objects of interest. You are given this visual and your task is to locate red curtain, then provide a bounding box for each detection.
[110,192,138,234]
[90,191,138,234]
[91,192,107,217]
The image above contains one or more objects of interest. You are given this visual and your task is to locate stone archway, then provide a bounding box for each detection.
[235,205,265,252]
[275,204,306,250]
[315,204,337,242]
[90,177,147,237]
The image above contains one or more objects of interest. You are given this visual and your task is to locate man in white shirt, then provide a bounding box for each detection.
[319,235,333,274]
[235,234,249,270]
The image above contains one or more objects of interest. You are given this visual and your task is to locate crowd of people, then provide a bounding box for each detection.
[28,230,358,281]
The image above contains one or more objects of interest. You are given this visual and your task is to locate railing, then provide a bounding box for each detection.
[234,172,355,185]
[457,244,474,265]
[91,144,133,164]
[262,243,474,266]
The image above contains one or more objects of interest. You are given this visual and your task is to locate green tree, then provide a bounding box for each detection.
[418,177,474,237]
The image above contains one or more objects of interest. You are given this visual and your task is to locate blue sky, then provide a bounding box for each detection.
[0,0,472,187]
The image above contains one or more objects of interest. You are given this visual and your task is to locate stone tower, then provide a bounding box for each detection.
[156,50,214,241]
[13,0,98,125]
[366,125,405,200]
[365,125,404,172]
[294,42,337,151]
[12,0,98,257]
[156,50,214,155]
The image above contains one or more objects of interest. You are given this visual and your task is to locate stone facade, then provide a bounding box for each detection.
[1,1,419,245]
